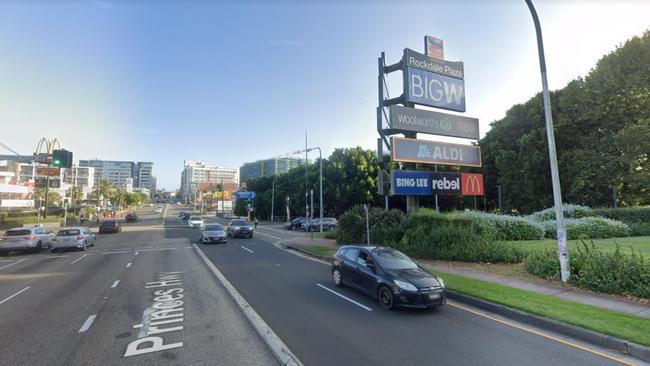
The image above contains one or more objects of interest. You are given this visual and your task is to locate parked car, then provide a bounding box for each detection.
[51,227,96,252]
[99,220,121,234]
[179,211,191,220]
[125,212,139,223]
[305,217,338,231]
[154,207,163,214]
[201,224,228,244]
[331,246,445,310]
[285,217,307,230]
[0,226,55,254]
[227,219,254,238]
[188,216,204,228]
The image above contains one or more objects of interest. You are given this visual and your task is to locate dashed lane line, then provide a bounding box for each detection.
[240,246,254,254]
[78,315,97,333]
[0,287,31,305]
[111,280,120,288]
[254,231,282,241]
[101,250,129,255]
[126,262,132,268]
[316,283,373,312]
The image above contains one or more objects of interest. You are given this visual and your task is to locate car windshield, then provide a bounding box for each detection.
[204,224,224,231]
[232,220,249,226]
[372,248,418,270]
[189,216,201,221]
[57,229,80,236]
[5,229,31,236]
[102,221,117,225]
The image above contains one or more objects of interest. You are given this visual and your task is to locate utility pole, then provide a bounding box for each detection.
[286,196,290,223]
[271,175,276,222]
[526,0,569,282]
[305,130,309,238]
[310,189,314,241]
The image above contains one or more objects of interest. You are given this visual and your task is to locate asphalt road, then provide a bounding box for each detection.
[167,209,645,366]
[0,205,275,366]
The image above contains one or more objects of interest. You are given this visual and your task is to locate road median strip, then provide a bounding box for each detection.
[281,240,650,362]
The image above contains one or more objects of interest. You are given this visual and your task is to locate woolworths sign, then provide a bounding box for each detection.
[389,105,479,140]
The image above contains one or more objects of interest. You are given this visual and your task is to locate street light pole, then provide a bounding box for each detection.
[271,175,276,222]
[525,0,569,282]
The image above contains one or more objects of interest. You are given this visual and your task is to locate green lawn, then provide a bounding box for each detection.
[428,269,650,347]
[301,245,337,258]
[506,236,650,256]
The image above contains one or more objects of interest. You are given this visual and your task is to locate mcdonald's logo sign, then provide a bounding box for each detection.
[461,173,484,196]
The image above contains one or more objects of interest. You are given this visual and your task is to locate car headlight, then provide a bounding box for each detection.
[393,279,417,292]
[437,277,445,288]
[233,226,241,230]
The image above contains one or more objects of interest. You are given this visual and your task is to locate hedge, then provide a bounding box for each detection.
[591,207,650,224]
[525,242,650,299]
[539,217,631,239]
[397,209,523,263]
[527,204,593,222]
[336,205,406,246]
[455,211,545,240]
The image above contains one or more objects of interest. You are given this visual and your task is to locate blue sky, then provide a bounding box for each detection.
[1,0,649,190]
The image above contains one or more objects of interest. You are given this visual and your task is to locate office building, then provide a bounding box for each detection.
[239,157,303,183]
[79,159,156,194]
[180,160,238,203]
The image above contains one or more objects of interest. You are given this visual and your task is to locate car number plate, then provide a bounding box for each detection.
[429,293,440,300]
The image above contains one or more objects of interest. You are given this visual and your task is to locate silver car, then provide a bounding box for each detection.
[201,224,227,244]
[0,226,55,254]
[51,227,96,252]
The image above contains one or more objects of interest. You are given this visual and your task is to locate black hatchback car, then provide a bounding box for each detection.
[125,213,138,223]
[331,246,445,310]
[99,220,121,234]
[284,217,307,230]
[227,219,254,238]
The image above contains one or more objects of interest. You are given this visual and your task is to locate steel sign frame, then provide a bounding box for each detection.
[391,137,482,167]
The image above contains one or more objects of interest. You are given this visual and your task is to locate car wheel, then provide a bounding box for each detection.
[378,286,394,310]
[332,268,343,287]
[249,234,253,239]
[34,241,43,253]
[51,248,58,254]
[81,243,87,252]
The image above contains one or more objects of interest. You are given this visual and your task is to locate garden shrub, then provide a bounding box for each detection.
[539,217,631,239]
[335,206,406,246]
[528,204,593,222]
[455,211,545,240]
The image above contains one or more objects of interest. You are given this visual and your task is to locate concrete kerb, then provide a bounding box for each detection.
[277,241,650,363]
[192,243,303,366]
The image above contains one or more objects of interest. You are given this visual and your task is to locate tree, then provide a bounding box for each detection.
[66,186,84,207]
[33,188,62,206]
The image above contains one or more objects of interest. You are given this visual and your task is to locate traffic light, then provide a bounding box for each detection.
[246,200,253,208]
[52,149,73,168]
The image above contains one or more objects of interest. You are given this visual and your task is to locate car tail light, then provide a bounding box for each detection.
[25,235,37,240]
[76,236,84,240]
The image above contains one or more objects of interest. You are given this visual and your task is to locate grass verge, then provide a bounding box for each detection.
[506,236,650,257]
[301,245,337,258]
[428,268,650,347]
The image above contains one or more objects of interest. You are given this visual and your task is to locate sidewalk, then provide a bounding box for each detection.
[285,237,650,319]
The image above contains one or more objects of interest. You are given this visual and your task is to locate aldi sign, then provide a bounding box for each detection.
[390,170,431,196]
[391,137,482,167]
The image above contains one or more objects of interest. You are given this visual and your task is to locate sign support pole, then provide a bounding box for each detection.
[526,0,569,282]
[434,165,439,211]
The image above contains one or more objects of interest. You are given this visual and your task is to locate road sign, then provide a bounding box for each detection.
[391,137,482,167]
[431,172,462,195]
[390,170,432,196]
[461,173,484,196]
[424,36,444,60]
[236,191,256,200]
[36,167,61,176]
[34,177,60,188]
[388,105,479,140]
[405,67,466,112]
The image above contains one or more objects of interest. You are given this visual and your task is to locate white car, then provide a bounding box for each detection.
[188,216,204,228]
[51,227,96,252]
[154,207,163,214]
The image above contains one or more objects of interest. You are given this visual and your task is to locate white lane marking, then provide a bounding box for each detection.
[0,286,31,305]
[316,283,373,312]
[133,324,142,328]
[126,262,132,268]
[111,280,120,288]
[70,254,89,265]
[240,245,254,254]
[45,255,70,259]
[192,244,303,366]
[102,250,129,254]
[134,251,139,256]
[78,314,97,333]
[0,258,28,270]
[254,231,282,241]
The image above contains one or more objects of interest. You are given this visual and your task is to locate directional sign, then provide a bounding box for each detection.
[391,137,482,167]
[235,191,256,200]
[388,105,479,140]
[36,167,61,176]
